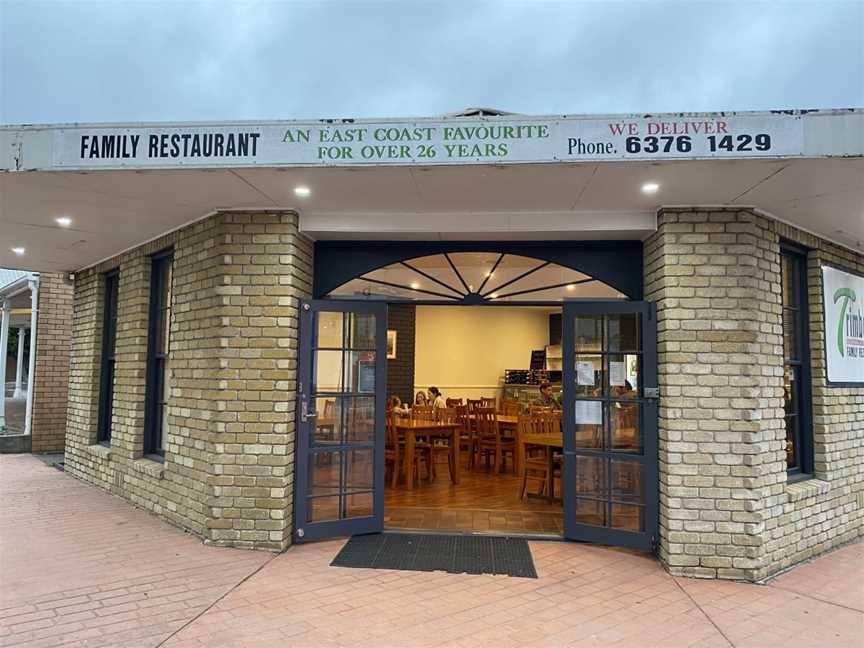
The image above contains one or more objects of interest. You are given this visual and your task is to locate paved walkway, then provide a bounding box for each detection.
[1,455,862,647]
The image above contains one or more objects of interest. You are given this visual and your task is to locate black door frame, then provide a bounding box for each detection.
[294,300,387,542]
[561,300,659,551]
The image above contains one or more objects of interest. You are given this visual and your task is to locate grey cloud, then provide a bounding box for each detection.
[1,0,862,124]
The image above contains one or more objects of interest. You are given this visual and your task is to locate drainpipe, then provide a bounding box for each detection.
[13,328,25,399]
[24,278,39,437]
[0,300,9,430]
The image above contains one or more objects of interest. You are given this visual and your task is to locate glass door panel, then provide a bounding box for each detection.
[294,300,386,542]
[562,301,658,551]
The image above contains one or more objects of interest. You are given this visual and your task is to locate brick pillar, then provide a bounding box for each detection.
[205,211,313,550]
[645,207,784,580]
[31,272,73,453]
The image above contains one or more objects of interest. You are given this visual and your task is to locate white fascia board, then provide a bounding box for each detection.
[300,210,656,239]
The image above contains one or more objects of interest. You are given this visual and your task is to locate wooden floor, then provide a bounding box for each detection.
[384,454,564,535]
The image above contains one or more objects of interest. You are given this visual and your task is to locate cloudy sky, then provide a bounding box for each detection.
[1,0,862,124]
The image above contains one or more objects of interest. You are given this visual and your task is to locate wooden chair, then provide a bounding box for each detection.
[385,412,433,488]
[501,398,521,416]
[475,407,516,473]
[480,397,497,410]
[445,397,463,407]
[429,407,457,482]
[520,411,562,499]
[411,405,435,421]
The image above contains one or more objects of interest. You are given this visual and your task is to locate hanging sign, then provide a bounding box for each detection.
[822,265,864,384]
[46,112,807,169]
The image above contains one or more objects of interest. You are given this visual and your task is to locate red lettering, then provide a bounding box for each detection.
[628,123,639,135]
[609,123,626,136]
[716,121,728,134]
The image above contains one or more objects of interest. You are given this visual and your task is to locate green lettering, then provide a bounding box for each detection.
[834,288,856,356]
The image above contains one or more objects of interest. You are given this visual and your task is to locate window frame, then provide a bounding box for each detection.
[96,269,119,445]
[143,249,174,459]
[780,242,814,480]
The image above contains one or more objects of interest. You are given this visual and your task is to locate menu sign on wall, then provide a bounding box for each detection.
[822,265,864,384]
[50,113,806,169]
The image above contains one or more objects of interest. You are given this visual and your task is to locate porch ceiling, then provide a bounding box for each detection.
[0,156,862,273]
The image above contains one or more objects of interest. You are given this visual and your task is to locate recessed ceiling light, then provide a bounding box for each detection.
[410,282,420,290]
[485,271,495,278]
[566,284,575,291]
[641,182,660,194]
[55,216,72,227]
[294,186,311,198]
[12,247,25,255]
[490,293,498,299]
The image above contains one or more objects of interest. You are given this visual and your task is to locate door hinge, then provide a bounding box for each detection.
[644,387,660,399]
[650,535,658,553]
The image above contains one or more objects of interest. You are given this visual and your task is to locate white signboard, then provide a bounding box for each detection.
[47,113,805,169]
[822,265,864,384]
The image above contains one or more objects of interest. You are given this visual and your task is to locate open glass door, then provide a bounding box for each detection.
[562,301,658,551]
[294,300,386,542]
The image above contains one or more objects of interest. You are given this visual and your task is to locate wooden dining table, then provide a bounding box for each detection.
[516,430,563,500]
[393,419,460,489]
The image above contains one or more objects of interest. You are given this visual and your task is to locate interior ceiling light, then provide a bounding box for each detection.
[490,293,498,299]
[55,216,72,227]
[12,247,25,255]
[410,282,420,290]
[566,284,575,291]
[641,182,660,194]
[294,186,311,197]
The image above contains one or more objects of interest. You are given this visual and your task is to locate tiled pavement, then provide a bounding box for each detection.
[1,455,862,647]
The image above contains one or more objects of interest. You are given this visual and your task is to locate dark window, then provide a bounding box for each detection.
[781,245,813,478]
[144,250,173,458]
[96,270,119,444]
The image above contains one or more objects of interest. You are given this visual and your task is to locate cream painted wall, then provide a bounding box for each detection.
[413,306,553,403]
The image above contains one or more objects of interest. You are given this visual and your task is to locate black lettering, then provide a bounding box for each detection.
[102,136,115,158]
[181,133,192,156]
[149,135,159,157]
[202,134,213,157]
[250,133,260,156]
[80,135,90,159]
[159,134,169,157]
[170,134,180,157]
[237,133,248,156]
[130,135,139,157]
[191,134,201,157]
[214,134,224,157]
[224,133,236,156]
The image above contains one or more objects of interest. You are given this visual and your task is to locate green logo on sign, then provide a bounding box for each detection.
[833,287,857,356]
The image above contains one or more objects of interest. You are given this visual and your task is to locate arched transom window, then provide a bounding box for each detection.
[327,252,626,303]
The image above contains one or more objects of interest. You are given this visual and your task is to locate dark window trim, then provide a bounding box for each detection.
[780,242,814,477]
[144,248,174,459]
[96,269,119,445]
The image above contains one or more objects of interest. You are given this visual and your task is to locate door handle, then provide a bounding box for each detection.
[301,400,317,422]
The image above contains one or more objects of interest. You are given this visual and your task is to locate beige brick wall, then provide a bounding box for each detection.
[31,272,73,453]
[645,207,863,581]
[65,211,312,550]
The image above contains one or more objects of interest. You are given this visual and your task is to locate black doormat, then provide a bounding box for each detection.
[330,533,537,578]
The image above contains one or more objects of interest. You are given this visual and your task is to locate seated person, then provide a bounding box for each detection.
[387,395,410,415]
[427,386,446,410]
[535,382,562,410]
[414,391,429,406]
[611,380,636,399]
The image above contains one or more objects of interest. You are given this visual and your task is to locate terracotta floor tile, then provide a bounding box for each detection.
[3,455,863,648]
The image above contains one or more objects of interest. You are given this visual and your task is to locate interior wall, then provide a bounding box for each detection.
[413,306,551,402]
[386,304,415,405]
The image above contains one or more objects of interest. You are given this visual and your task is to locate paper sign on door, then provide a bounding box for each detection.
[609,361,626,386]
[574,400,602,425]
[577,361,595,386]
